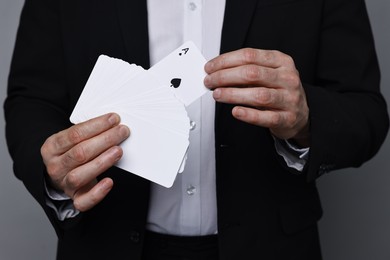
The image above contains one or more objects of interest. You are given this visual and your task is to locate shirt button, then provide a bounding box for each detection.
[188,2,197,11]
[129,230,140,243]
[190,121,196,130]
[186,185,196,196]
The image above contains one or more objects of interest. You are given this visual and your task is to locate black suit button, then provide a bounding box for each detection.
[318,163,336,176]
[318,165,326,176]
[130,230,140,243]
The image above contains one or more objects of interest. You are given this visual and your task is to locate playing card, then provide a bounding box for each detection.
[70,41,208,187]
[148,41,208,106]
[70,55,144,123]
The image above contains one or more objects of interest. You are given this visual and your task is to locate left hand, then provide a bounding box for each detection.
[204,48,310,147]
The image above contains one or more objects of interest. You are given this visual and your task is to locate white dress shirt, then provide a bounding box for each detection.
[145,0,225,236]
[46,0,309,235]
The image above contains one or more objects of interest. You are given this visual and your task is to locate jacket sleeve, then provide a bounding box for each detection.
[303,0,389,181]
[3,0,81,238]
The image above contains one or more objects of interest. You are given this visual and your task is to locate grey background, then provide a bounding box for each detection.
[0,0,389,259]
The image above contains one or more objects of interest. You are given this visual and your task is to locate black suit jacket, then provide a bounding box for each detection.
[4,0,389,259]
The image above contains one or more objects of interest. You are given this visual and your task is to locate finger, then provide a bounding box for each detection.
[205,48,288,74]
[204,64,280,89]
[63,146,123,195]
[44,124,129,182]
[213,87,286,110]
[43,113,121,156]
[72,177,114,212]
[232,106,299,140]
[60,124,129,171]
[232,106,285,129]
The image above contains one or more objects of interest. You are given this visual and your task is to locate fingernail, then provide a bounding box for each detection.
[204,61,213,72]
[213,88,221,99]
[234,107,245,118]
[101,178,113,191]
[204,75,211,87]
[108,114,119,125]
[109,147,122,161]
[119,125,130,138]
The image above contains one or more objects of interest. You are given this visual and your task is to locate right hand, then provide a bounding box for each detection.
[41,113,130,212]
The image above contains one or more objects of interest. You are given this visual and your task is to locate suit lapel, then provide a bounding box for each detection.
[216,0,259,125]
[115,0,258,66]
[220,0,259,54]
[115,0,258,126]
[115,0,150,68]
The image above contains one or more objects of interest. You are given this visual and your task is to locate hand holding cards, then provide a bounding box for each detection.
[70,41,208,188]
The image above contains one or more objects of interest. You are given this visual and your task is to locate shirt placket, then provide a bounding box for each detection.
[180,0,203,235]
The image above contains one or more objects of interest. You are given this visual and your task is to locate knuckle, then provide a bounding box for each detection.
[40,141,50,157]
[270,113,282,126]
[216,55,227,69]
[243,48,258,63]
[69,145,87,164]
[282,54,294,65]
[288,73,301,87]
[244,65,261,82]
[262,67,277,83]
[279,71,301,88]
[280,112,299,133]
[43,157,63,178]
[53,134,68,150]
[264,50,276,63]
[66,171,81,190]
[214,71,227,85]
[72,198,85,212]
[41,135,59,157]
[254,89,271,105]
[46,162,61,177]
[68,127,84,144]
[286,112,298,127]
[74,194,97,212]
[289,92,300,106]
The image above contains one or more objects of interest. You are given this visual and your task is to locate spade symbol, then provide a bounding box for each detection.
[170,78,182,88]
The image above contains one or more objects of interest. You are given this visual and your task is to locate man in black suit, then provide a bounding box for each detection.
[4,0,389,259]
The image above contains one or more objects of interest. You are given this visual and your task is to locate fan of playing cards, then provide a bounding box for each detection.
[70,41,208,188]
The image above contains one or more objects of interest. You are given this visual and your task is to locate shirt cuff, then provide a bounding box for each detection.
[44,178,80,221]
[273,137,310,172]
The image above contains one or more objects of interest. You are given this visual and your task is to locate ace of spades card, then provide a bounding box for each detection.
[148,41,208,106]
[70,41,209,188]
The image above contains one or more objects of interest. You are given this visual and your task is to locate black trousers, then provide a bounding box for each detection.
[142,231,219,260]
